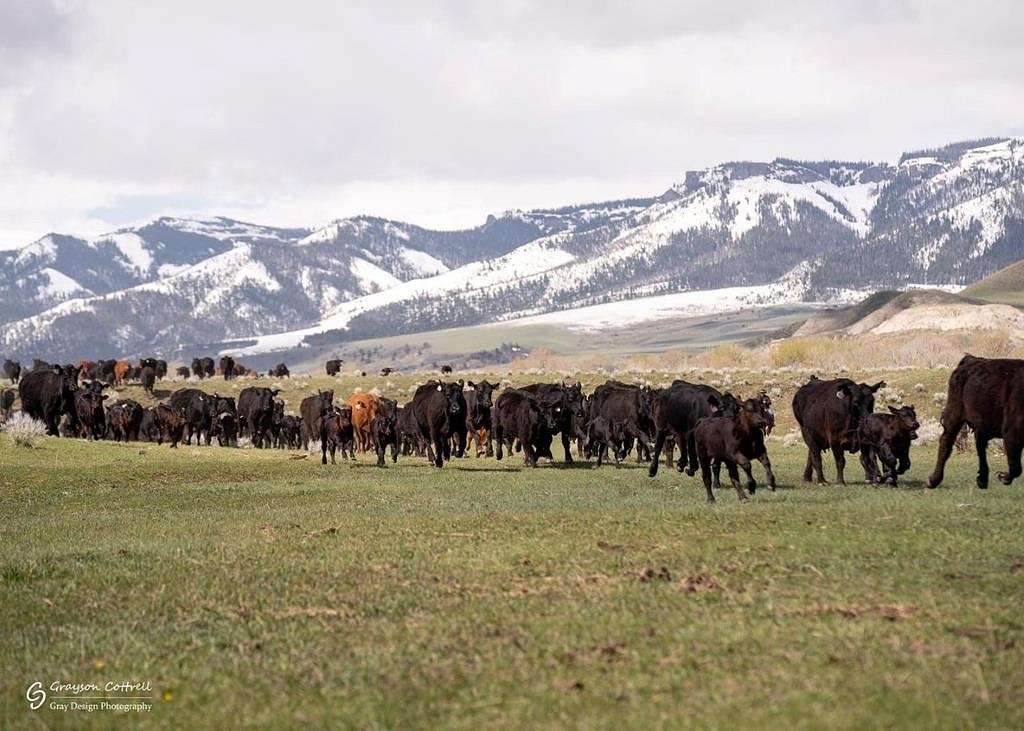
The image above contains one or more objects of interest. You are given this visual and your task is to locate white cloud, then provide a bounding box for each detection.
[1,0,1022,249]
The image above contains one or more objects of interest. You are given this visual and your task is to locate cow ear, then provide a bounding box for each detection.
[272,389,281,395]
[458,379,464,386]
[871,381,886,392]
[889,405,899,414]
[467,381,475,388]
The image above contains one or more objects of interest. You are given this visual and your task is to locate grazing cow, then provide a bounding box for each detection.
[492,389,557,467]
[3,359,21,384]
[18,364,78,435]
[589,381,657,464]
[371,397,400,467]
[519,382,585,463]
[465,380,497,457]
[928,355,1024,489]
[169,388,215,445]
[113,360,132,386]
[269,363,290,378]
[1,388,16,423]
[220,355,236,380]
[191,357,215,379]
[300,390,335,450]
[410,381,464,468]
[237,387,280,448]
[648,381,738,478]
[151,403,187,447]
[792,377,884,485]
[140,366,157,396]
[441,364,453,374]
[380,367,393,377]
[107,399,144,443]
[347,392,382,453]
[860,405,919,486]
[320,405,355,464]
[155,360,168,379]
[695,397,774,502]
[325,359,343,377]
[74,388,108,440]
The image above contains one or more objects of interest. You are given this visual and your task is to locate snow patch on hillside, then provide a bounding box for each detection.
[102,232,152,275]
[350,257,402,292]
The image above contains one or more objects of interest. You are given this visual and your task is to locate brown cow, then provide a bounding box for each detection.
[346,392,381,453]
[694,397,774,502]
[113,360,132,385]
[928,354,1024,489]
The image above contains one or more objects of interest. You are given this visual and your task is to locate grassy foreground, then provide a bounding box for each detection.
[2,431,1023,729]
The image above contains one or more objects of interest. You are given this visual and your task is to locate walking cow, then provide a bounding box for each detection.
[928,354,1024,489]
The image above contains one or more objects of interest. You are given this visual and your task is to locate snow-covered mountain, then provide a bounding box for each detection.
[1,137,1021,362]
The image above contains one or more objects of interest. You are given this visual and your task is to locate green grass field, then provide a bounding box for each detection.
[3,369,1024,728]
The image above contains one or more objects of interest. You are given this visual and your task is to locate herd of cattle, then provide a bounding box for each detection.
[2,354,1021,500]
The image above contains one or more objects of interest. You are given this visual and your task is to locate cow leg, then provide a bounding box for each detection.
[926,418,964,489]
[494,424,504,461]
[831,444,847,485]
[329,442,337,465]
[711,460,722,491]
[860,446,879,484]
[524,440,538,468]
[802,447,814,482]
[997,434,1023,486]
[428,427,444,468]
[456,428,467,459]
[726,462,748,502]
[685,433,699,477]
[391,440,398,463]
[376,440,386,467]
[757,452,776,490]
[737,455,756,495]
[321,441,328,465]
[698,447,715,503]
[561,431,573,463]
[648,428,668,478]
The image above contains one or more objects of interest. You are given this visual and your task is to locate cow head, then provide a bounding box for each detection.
[889,405,919,439]
[709,392,740,417]
[318,389,334,407]
[857,381,886,415]
[467,380,496,409]
[740,398,770,432]
[438,382,463,415]
[757,390,775,435]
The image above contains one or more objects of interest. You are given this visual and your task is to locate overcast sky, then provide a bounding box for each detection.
[1,0,1022,249]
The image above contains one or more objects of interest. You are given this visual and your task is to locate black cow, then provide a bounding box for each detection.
[18,364,78,435]
[325,359,343,377]
[380,367,393,377]
[151,403,187,447]
[139,407,159,442]
[169,388,215,445]
[3,359,20,384]
[695,397,774,502]
[928,355,1024,489]
[175,366,190,379]
[492,389,557,467]
[320,405,355,464]
[519,382,585,462]
[96,359,117,386]
[191,357,215,379]
[590,381,657,464]
[155,360,168,379]
[107,399,144,443]
[220,355,236,380]
[269,363,290,378]
[276,415,303,449]
[1,388,17,423]
[300,390,334,450]
[140,366,157,396]
[32,358,51,371]
[74,388,108,439]
[440,364,453,374]
[371,397,400,467]
[237,387,280,448]
[860,405,919,486]
[792,377,884,485]
[397,403,424,456]
[210,411,238,447]
[410,381,464,468]
[648,381,738,478]
[465,380,497,457]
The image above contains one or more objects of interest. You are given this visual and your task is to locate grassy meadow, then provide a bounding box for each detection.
[3,367,1024,728]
